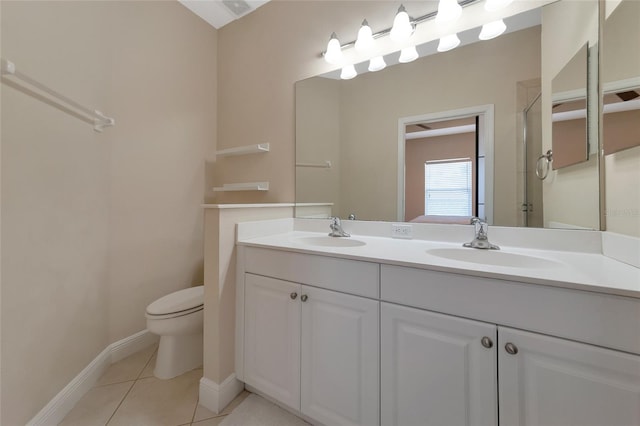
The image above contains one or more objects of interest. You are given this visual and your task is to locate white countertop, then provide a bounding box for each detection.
[237,230,640,299]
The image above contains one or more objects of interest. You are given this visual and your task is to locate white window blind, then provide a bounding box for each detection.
[425,159,472,216]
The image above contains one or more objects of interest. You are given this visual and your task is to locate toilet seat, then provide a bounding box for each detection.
[146,285,204,319]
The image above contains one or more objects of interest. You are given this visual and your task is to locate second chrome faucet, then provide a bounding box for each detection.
[328,217,350,237]
[464,217,500,250]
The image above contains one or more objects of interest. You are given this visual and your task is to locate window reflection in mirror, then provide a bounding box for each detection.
[404,117,478,224]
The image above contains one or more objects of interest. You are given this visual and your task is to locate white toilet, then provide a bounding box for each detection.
[145,285,204,379]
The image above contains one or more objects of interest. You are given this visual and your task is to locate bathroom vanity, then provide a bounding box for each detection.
[234,219,640,426]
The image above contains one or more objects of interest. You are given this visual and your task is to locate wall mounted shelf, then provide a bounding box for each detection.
[296,160,332,169]
[215,143,269,158]
[212,182,269,192]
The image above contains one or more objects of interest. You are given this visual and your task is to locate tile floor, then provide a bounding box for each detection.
[60,344,250,426]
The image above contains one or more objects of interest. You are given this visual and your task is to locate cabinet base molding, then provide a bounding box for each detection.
[199,374,245,414]
[245,384,320,426]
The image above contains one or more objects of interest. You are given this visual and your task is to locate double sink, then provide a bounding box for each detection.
[292,235,559,269]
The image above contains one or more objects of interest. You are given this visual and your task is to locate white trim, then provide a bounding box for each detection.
[603,76,640,94]
[406,124,476,140]
[398,104,494,224]
[110,329,159,363]
[202,203,297,209]
[27,330,157,426]
[552,88,587,103]
[215,143,269,158]
[212,182,269,192]
[235,245,246,381]
[199,374,245,414]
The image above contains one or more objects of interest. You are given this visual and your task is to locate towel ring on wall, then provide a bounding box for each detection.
[536,150,553,180]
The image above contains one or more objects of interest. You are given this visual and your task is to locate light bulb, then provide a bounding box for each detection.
[340,64,357,80]
[399,46,418,63]
[355,20,375,52]
[324,32,343,64]
[368,56,387,72]
[438,33,461,52]
[390,5,413,42]
[479,19,506,40]
[436,0,462,23]
[484,0,513,12]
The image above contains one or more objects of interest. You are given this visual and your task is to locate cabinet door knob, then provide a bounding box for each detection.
[505,342,519,355]
[301,294,308,302]
[481,336,493,349]
[290,292,298,300]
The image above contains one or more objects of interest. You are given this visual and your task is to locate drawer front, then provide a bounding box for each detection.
[245,247,379,299]
[381,264,640,355]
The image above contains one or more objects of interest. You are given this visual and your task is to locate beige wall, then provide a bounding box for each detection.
[603,0,640,237]
[295,77,341,216]
[541,0,600,229]
[1,1,216,424]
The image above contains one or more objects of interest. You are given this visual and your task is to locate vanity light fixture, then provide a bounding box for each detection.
[340,64,358,80]
[320,0,489,79]
[390,5,414,42]
[399,46,419,63]
[324,32,343,64]
[435,0,463,23]
[438,33,461,52]
[368,56,387,72]
[355,20,375,52]
[484,0,513,12]
[479,19,507,40]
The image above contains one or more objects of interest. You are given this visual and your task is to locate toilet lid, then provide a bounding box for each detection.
[146,285,204,316]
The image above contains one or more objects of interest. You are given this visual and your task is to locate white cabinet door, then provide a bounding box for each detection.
[244,274,301,410]
[381,303,497,426]
[300,285,379,426]
[499,327,640,426]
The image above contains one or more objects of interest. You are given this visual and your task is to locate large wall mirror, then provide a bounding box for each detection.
[296,0,601,230]
[602,0,640,237]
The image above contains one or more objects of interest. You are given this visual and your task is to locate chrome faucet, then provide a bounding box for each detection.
[463,217,500,250]
[328,217,350,237]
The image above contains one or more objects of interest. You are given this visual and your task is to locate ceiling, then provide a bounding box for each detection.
[178,0,270,29]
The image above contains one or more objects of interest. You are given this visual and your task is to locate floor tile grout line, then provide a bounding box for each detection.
[135,345,159,380]
[190,397,200,424]
[93,379,137,389]
[104,378,137,425]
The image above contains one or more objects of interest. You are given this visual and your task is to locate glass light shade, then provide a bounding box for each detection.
[398,46,419,63]
[484,0,513,11]
[368,56,387,72]
[340,64,357,80]
[479,19,507,40]
[435,0,462,23]
[324,33,343,64]
[390,6,413,42]
[355,20,375,52]
[437,33,461,52]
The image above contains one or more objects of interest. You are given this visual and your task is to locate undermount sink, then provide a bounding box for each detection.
[426,247,561,269]
[294,236,366,248]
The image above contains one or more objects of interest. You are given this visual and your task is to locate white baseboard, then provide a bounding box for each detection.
[110,329,159,363]
[27,329,157,426]
[199,374,245,414]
